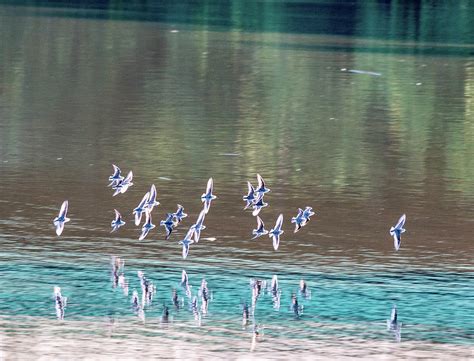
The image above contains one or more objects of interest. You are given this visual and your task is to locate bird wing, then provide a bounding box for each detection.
[275,214,284,230]
[59,200,68,218]
[206,177,214,195]
[55,221,65,236]
[257,174,265,190]
[395,214,406,230]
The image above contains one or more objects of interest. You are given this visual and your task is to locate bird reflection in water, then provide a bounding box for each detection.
[199,278,211,315]
[291,293,303,318]
[111,256,128,295]
[299,279,311,299]
[53,286,67,320]
[387,305,402,342]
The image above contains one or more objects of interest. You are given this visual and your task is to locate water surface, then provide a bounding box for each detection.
[0,2,473,359]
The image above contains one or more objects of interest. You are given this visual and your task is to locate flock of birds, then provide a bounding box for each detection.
[51,164,406,342]
[53,165,407,254]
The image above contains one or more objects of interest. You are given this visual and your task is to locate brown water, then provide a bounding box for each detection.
[0,3,473,360]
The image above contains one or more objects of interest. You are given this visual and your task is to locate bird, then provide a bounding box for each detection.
[291,208,306,233]
[53,200,70,236]
[192,208,207,243]
[113,170,133,196]
[252,193,268,216]
[302,206,315,221]
[145,184,160,212]
[178,226,195,260]
[243,181,256,209]
[389,214,406,251]
[160,213,177,240]
[173,204,188,223]
[252,216,268,239]
[108,164,124,187]
[139,209,155,241]
[111,209,126,232]
[255,174,270,195]
[269,214,284,250]
[133,192,150,226]
[201,177,217,213]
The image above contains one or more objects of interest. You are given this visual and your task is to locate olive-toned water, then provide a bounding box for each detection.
[0,2,473,359]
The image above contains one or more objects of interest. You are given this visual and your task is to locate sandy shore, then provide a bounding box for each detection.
[0,316,472,360]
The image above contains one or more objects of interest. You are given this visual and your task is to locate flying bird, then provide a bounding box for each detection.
[269,214,284,250]
[145,184,160,212]
[291,208,307,233]
[302,206,315,221]
[252,216,268,239]
[133,192,150,226]
[389,214,406,251]
[113,170,133,196]
[108,164,124,187]
[252,193,268,216]
[255,174,270,195]
[111,209,126,232]
[178,226,196,260]
[243,181,256,209]
[201,177,217,213]
[192,208,207,243]
[53,200,70,236]
[173,204,188,223]
[160,213,177,240]
[139,209,155,241]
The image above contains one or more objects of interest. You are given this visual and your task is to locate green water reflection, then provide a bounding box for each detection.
[1,4,473,201]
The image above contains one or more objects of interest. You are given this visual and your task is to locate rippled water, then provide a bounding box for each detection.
[1,1,473,359]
